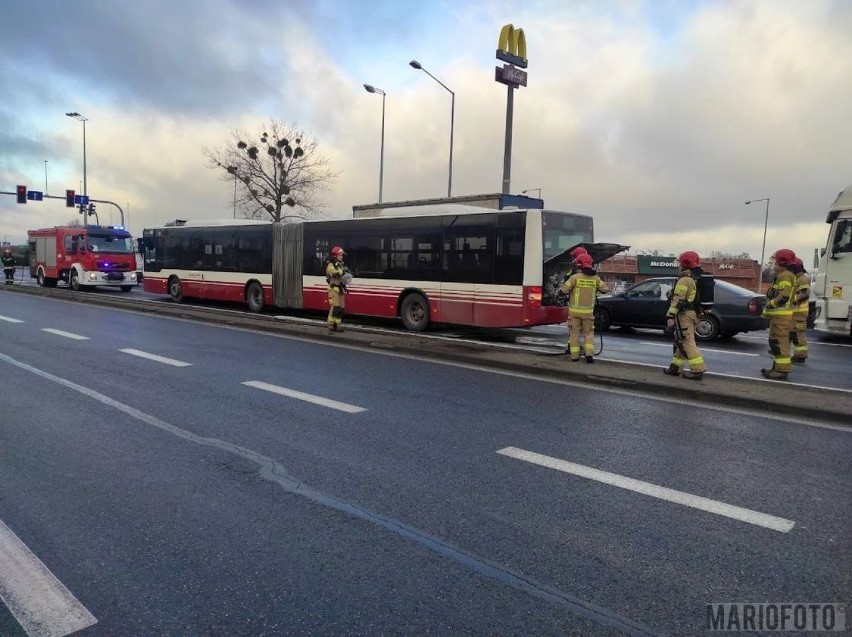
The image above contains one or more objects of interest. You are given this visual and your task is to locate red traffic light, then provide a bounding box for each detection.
[66,189,75,207]
[17,185,27,204]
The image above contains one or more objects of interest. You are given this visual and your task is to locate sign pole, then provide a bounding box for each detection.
[502,85,515,194]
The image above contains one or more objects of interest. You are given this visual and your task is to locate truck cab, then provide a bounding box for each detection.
[28,225,138,291]
[812,184,852,336]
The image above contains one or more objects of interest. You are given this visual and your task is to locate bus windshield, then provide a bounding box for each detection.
[88,233,134,254]
[542,212,593,260]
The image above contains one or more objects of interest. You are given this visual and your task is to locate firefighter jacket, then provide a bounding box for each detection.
[560,270,608,316]
[792,270,810,314]
[764,269,795,317]
[667,270,699,317]
[326,261,347,293]
[1,254,15,269]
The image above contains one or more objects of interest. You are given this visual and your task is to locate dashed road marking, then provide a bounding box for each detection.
[242,380,366,413]
[120,348,192,367]
[497,447,796,533]
[40,329,89,340]
[0,316,24,323]
[0,518,97,637]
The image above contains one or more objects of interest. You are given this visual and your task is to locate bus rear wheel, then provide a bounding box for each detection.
[169,277,183,303]
[400,293,430,332]
[246,282,264,313]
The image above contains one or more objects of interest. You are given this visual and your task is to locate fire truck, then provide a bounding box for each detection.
[27,225,138,291]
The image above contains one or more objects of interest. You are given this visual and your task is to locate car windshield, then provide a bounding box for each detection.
[87,234,134,254]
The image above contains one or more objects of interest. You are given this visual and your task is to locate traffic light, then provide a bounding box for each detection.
[66,189,75,207]
[87,203,96,216]
[16,185,26,204]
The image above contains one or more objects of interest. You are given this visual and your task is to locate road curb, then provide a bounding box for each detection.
[2,285,850,426]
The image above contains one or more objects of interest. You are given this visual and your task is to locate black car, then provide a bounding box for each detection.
[595,277,768,340]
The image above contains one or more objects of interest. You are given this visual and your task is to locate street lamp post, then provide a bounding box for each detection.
[409,60,454,197]
[65,112,89,196]
[745,197,770,292]
[363,84,386,203]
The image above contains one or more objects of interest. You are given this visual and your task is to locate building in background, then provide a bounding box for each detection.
[598,254,761,292]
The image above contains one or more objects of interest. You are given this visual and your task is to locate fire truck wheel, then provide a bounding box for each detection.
[70,270,83,291]
[169,276,183,303]
[245,282,264,313]
[400,292,430,332]
[37,270,46,287]
[120,286,134,292]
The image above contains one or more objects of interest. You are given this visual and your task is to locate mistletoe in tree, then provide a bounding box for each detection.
[204,120,337,221]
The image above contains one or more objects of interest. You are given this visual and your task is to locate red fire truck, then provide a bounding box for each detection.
[27,225,138,291]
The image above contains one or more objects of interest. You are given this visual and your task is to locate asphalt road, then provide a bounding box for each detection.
[1,294,850,636]
[8,273,852,392]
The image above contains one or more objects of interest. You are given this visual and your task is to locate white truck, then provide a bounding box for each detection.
[812,183,852,336]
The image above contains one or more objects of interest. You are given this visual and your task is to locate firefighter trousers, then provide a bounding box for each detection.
[327,288,345,327]
[670,311,706,372]
[790,311,808,361]
[568,314,595,359]
[768,315,792,372]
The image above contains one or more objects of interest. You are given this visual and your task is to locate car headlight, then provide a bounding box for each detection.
[88,272,97,281]
[129,272,137,280]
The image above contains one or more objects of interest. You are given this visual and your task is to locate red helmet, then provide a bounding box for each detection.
[569,246,589,259]
[331,246,345,257]
[575,253,593,269]
[794,258,803,267]
[772,248,796,267]
[678,251,700,269]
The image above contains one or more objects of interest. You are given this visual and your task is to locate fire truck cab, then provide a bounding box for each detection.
[27,225,138,291]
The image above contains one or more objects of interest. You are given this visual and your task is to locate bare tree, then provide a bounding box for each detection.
[204,120,338,222]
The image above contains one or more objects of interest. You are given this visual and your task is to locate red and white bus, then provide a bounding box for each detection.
[140,206,625,330]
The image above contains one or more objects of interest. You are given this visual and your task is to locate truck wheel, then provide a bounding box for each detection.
[400,293,430,331]
[245,282,264,313]
[70,270,82,291]
[37,270,46,287]
[120,285,133,292]
[168,277,183,303]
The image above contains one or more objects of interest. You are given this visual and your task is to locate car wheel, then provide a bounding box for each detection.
[595,307,611,331]
[245,281,264,313]
[400,293,430,331]
[168,276,183,303]
[696,314,720,341]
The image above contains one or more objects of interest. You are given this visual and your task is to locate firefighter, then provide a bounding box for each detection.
[561,253,608,362]
[761,248,797,380]
[790,258,810,364]
[326,246,349,331]
[2,248,15,284]
[663,251,706,380]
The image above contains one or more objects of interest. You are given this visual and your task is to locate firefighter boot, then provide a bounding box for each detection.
[663,364,680,377]
[792,357,806,364]
[760,367,788,380]
[585,355,594,364]
[682,370,704,380]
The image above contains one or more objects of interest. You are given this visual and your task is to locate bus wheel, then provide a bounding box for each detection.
[400,293,430,332]
[246,282,264,313]
[169,277,183,303]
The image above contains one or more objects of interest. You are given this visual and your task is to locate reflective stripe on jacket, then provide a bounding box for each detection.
[792,271,810,314]
[326,262,345,291]
[667,271,696,317]
[765,269,795,317]
[561,273,608,316]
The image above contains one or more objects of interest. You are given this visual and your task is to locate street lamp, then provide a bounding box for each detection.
[363,84,386,203]
[409,60,454,197]
[65,112,88,196]
[522,188,541,198]
[745,197,770,293]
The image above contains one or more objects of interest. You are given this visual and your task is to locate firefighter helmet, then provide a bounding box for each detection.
[331,246,346,257]
[575,253,593,269]
[569,246,588,259]
[678,251,700,269]
[794,258,803,267]
[772,248,796,267]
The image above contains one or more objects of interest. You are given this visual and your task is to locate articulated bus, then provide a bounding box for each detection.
[140,206,626,331]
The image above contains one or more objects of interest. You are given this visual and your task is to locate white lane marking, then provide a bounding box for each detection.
[242,380,366,413]
[738,333,852,349]
[40,328,89,341]
[0,315,24,323]
[639,341,759,356]
[0,518,97,637]
[497,447,796,533]
[119,349,192,367]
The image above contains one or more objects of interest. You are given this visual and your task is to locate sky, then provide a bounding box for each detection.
[1,0,851,265]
